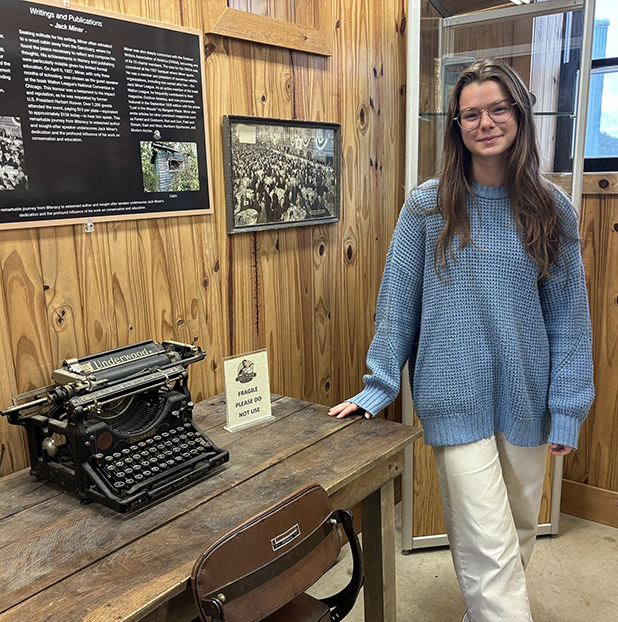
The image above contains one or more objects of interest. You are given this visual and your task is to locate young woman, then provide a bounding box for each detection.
[328,58,594,622]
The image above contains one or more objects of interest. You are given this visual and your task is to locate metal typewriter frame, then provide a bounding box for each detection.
[2,340,229,513]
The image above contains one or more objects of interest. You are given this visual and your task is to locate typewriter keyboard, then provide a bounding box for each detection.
[90,422,224,495]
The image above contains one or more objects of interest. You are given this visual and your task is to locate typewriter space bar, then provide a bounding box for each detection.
[147,459,220,501]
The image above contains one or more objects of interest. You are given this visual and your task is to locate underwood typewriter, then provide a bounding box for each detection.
[1,340,228,513]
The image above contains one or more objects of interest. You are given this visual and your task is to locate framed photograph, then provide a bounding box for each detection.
[223,116,341,233]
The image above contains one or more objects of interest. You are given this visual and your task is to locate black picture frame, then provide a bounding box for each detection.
[222,115,341,233]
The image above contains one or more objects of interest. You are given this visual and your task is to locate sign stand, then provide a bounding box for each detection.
[223,349,273,433]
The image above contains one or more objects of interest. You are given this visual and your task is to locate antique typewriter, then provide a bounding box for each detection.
[1,340,228,513]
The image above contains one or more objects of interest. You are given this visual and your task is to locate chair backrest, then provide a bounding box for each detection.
[191,483,363,622]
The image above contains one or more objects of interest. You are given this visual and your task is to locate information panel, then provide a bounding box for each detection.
[0,0,212,229]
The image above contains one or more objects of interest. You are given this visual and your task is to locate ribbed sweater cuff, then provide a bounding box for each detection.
[548,413,584,450]
[349,385,395,418]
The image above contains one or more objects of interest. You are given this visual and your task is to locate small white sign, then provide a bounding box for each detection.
[223,349,273,432]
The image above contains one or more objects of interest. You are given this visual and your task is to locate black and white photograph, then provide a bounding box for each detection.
[0,117,28,191]
[223,116,341,233]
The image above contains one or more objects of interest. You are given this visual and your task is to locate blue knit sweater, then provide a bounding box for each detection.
[351,179,594,449]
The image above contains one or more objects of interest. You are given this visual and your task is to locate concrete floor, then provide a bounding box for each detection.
[309,506,618,621]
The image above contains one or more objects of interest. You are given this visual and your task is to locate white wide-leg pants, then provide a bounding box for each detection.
[433,432,547,622]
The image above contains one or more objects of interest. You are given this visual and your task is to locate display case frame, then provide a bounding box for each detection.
[402,0,597,552]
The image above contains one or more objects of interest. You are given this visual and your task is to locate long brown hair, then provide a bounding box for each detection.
[435,58,564,280]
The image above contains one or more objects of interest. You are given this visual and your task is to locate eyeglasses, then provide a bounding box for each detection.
[455,100,518,131]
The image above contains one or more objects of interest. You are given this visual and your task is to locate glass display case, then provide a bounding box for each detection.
[418,2,590,191]
[402,0,596,551]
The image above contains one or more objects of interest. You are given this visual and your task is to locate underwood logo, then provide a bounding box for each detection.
[88,347,151,371]
[271,524,301,551]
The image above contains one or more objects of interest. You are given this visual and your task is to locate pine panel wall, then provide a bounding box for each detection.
[562,177,618,528]
[0,0,408,477]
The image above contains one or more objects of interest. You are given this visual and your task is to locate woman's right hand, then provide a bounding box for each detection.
[328,401,372,419]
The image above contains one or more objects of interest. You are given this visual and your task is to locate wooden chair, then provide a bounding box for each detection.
[191,484,364,622]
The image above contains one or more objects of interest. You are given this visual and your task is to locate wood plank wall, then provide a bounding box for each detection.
[0,0,408,477]
[562,181,618,528]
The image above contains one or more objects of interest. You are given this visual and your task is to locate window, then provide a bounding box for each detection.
[585,0,618,170]
[555,2,618,172]
[168,158,184,171]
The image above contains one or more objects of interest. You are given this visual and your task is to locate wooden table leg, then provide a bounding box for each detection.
[360,478,396,622]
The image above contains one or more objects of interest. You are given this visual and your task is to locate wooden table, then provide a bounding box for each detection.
[0,395,421,622]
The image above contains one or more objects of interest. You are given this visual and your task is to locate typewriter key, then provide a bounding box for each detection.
[124,456,134,464]
[130,445,138,451]
[179,434,187,441]
[116,471,126,479]
[125,478,135,486]
[187,440,196,447]
[174,455,183,463]
[140,450,149,458]
[121,448,131,455]
[146,439,154,445]
[151,466,160,474]
[142,470,151,478]
[154,435,162,442]
[190,449,198,456]
[112,452,121,459]
[149,446,157,453]
[167,459,176,467]
[134,474,144,482]
[106,464,116,472]
[105,455,114,462]
[184,422,192,428]
[180,443,188,450]
[164,441,173,448]
[114,481,125,489]
[182,452,190,459]
[161,432,169,438]
[133,464,142,472]
[138,442,147,448]
[94,453,104,462]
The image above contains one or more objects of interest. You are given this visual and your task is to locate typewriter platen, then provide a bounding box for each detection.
[1,340,229,513]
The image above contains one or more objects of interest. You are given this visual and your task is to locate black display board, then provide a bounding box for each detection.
[0,0,212,229]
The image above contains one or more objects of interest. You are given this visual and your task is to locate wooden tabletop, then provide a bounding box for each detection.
[0,395,421,622]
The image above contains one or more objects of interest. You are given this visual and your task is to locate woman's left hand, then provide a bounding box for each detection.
[548,443,573,456]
